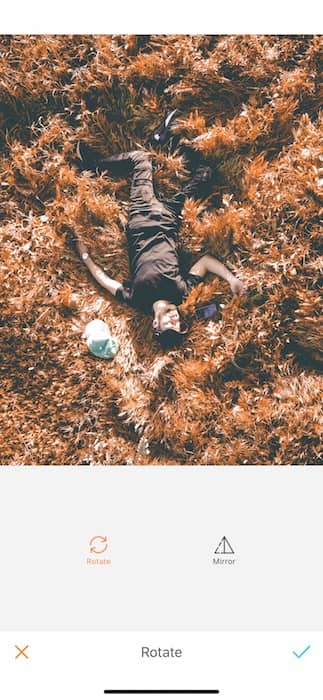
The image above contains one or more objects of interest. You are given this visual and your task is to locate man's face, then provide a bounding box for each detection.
[153,304,181,332]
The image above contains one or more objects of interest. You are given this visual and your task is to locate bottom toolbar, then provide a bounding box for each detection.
[0,631,320,700]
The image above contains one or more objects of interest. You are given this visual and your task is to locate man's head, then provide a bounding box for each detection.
[152,301,187,349]
[153,302,181,333]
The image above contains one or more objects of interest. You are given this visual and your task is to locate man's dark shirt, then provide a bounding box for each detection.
[115,212,203,314]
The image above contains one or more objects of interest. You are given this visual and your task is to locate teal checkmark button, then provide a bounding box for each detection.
[293,645,311,659]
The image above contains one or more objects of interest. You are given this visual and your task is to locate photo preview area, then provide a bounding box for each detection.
[0,34,322,467]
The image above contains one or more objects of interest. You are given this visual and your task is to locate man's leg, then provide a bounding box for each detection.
[76,142,146,176]
[163,157,214,219]
[128,151,160,217]
[148,109,214,217]
[77,144,157,205]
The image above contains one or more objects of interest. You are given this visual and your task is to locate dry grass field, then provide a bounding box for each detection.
[0,34,322,465]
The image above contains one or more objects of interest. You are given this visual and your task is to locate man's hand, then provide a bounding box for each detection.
[189,255,246,296]
[74,233,122,297]
[230,277,246,296]
[75,236,88,260]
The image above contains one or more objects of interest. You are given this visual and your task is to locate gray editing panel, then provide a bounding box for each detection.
[0,467,321,630]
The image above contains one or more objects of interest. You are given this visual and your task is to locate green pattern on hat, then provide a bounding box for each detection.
[88,336,119,359]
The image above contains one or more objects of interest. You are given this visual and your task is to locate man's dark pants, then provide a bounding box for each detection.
[100,151,210,229]
[96,148,211,244]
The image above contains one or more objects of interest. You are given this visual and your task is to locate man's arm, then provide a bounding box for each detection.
[189,254,245,296]
[75,237,122,296]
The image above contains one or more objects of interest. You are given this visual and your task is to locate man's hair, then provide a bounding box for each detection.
[153,328,186,350]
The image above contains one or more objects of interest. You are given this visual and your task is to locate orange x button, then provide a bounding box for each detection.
[15,645,29,659]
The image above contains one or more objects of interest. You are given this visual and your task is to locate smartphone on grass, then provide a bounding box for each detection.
[195,301,218,320]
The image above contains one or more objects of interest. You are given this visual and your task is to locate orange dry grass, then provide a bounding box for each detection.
[0,34,322,465]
